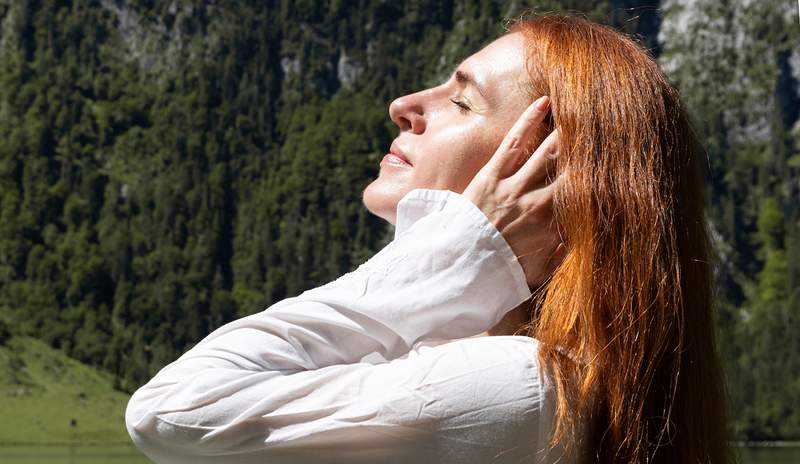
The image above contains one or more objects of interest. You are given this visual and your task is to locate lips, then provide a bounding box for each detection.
[388,141,413,166]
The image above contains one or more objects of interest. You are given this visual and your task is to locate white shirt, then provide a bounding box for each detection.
[125,188,572,464]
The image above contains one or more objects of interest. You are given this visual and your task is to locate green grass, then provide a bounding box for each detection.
[0,336,133,445]
[1,445,151,463]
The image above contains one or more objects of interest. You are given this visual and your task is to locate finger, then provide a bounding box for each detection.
[519,170,563,214]
[512,128,560,188]
[486,96,551,178]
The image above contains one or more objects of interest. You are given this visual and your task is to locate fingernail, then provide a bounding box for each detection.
[536,96,550,111]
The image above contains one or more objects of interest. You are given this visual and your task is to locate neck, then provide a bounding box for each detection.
[485,298,534,336]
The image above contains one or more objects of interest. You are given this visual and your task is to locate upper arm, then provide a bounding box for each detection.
[126,336,549,464]
[124,188,542,463]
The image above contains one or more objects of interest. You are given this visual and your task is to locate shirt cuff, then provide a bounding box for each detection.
[395,188,530,300]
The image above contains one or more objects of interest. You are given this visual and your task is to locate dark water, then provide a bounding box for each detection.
[1,445,798,463]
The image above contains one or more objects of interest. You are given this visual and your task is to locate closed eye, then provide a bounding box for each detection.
[449,98,471,114]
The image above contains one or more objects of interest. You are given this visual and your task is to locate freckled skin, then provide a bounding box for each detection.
[363,33,531,225]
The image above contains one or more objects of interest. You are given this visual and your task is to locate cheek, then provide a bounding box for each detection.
[436,128,503,193]
[407,112,514,194]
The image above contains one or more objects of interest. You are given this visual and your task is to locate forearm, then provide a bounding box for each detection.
[167,188,529,372]
[125,188,532,462]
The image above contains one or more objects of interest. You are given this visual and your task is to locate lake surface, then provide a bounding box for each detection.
[1,445,798,463]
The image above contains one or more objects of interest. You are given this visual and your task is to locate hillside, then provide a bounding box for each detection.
[0,335,131,445]
[0,0,798,441]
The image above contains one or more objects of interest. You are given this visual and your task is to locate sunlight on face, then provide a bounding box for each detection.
[362,32,531,225]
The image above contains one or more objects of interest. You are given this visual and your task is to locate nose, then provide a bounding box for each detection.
[389,91,426,134]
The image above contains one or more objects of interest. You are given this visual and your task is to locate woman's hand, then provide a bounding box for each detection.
[462,96,564,289]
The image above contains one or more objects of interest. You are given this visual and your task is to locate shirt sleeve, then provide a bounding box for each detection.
[125,189,542,464]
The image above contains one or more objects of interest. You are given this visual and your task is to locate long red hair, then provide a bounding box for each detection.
[511,15,732,463]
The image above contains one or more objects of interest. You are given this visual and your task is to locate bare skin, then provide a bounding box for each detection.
[363,32,562,336]
[363,33,533,224]
[466,96,563,336]
[483,299,535,336]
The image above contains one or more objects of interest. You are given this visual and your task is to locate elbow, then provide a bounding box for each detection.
[124,385,203,459]
[124,382,235,459]
[124,367,282,460]
[125,386,158,450]
[125,386,142,434]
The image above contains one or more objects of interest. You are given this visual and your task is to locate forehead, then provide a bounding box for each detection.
[458,32,527,103]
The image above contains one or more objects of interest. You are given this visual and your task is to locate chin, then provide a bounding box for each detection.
[362,179,405,225]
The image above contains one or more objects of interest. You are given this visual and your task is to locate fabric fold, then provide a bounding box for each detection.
[125,189,554,464]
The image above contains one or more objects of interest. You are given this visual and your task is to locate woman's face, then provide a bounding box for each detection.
[363,32,531,224]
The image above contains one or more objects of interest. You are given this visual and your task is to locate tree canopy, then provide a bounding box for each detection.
[1,0,797,441]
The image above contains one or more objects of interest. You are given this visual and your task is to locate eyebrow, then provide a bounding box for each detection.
[454,69,490,102]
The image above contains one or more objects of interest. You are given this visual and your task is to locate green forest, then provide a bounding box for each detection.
[0,0,798,442]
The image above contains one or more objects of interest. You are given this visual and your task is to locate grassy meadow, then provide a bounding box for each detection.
[0,336,132,445]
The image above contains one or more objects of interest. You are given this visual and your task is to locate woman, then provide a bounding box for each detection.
[126,15,731,463]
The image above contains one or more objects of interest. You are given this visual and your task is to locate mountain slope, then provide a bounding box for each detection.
[0,336,132,445]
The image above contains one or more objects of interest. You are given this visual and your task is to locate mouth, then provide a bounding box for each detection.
[383,141,412,167]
